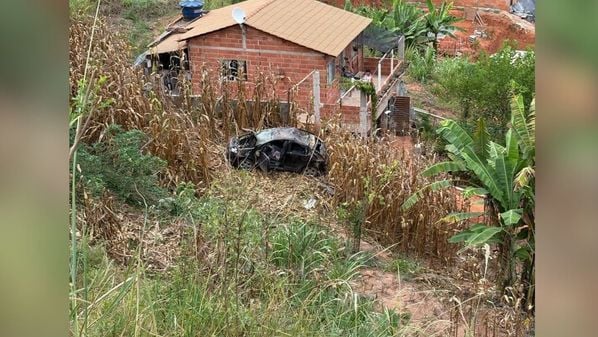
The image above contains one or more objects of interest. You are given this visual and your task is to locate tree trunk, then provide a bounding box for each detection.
[462,100,470,119]
[520,205,535,311]
[500,233,514,292]
[487,199,514,292]
[520,252,535,312]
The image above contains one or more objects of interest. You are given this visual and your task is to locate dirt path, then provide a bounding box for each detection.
[351,266,454,336]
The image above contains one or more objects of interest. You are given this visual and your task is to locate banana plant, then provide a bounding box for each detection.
[402,94,535,293]
[387,0,429,47]
[351,0,430,50]
[424,0,463,52]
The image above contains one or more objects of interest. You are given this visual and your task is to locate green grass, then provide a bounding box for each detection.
[122,0,172,19]
[405,46,436,84]
[70,190,414,336]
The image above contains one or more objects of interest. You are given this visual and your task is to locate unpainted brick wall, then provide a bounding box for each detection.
[363,57,395,76]
[188,25,342,111]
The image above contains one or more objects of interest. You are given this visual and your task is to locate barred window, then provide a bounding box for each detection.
[327,61,335,85]
[220,59,247,81]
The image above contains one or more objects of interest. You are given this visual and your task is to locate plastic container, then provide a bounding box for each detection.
[179,0,204,20]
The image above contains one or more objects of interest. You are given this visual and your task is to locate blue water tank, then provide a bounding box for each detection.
[179,0,204,21]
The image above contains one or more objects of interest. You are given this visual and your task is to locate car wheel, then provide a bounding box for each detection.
[238,158,254,170]
[303,166,320,177]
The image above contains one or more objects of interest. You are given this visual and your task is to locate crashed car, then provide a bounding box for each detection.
[227,127,328,176]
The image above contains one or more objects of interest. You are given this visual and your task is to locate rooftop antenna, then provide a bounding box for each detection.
[232,7,247,49]
[232,7,246,24]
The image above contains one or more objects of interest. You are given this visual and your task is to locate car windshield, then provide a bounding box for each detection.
[255,128,316,148]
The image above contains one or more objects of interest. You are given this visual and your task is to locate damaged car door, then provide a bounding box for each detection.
[257,140,285,172]
[282,141,313,173]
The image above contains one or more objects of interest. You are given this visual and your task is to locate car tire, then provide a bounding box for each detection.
[303,166,320,177]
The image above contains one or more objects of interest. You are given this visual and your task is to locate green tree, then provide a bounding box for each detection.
[347,0,429,50]
[433,44,536,141]
[403,95,535,306]
[423,0,463,52]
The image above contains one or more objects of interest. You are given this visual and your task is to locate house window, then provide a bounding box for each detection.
[327,61,335,85]
[220,59,247,81]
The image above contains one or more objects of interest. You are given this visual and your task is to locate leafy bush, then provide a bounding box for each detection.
[433,43,535,140]
[384,256,422,280]
[157,181,200,217]
[77,124,167,206]
[406,46,436,83]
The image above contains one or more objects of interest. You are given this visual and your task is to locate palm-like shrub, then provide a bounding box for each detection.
[386,0,429,47]
[403,95,535,306]
[346,0,430,50]
[424,0,463,51]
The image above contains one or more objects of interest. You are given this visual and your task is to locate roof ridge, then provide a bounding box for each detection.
[246,0,278,19]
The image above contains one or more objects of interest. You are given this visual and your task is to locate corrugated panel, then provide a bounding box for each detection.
[177,0,371,57]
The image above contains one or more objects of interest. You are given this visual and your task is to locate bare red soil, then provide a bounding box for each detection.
[323,0,535,56]
[325,0,511,11]
[438,9,535,56]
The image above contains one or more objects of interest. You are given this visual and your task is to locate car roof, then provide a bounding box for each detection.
[255,127,317,148]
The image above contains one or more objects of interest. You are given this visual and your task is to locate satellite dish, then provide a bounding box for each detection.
[232,7,246,24]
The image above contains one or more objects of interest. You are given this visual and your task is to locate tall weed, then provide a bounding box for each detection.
[432,44,536,140]
[325,125,466,264]
[72,195,408,337]
[406,46,436,83]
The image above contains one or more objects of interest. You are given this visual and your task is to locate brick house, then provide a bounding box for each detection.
[148,0,405,132]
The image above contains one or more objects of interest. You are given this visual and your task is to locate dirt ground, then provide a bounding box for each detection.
[209,166,525,337]
[438,9,535,56]
[327,0,535,57]
[326,0,511,10]
[404,79,460,119]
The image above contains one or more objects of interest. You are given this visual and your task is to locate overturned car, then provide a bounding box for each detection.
[227,127,328,176]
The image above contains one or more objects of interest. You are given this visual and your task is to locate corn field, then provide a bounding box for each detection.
[69,8,533,337]
[70,15,295,191]
[324,127,467,264]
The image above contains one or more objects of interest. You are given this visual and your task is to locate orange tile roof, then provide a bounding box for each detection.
[177,0,371,56]
[148,31,187,54]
